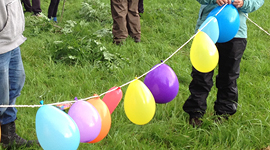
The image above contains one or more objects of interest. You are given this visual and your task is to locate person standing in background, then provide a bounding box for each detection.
[111,0,141,45]
[183,0,264,127]
[21,0,42,16]
[138,0,144,14]
[48,0,60,23]
[0,0,39,148]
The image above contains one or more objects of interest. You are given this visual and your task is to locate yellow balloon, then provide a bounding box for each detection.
[124,79,156,125]
[190,31,219,73]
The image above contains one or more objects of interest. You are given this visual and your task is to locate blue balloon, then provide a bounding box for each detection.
[207,4,240,43]
[199,16,219,43]
[36,105,80,150]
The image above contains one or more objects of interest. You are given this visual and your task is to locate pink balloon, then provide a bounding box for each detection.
[102,87,123,114]
[68,101,101,143]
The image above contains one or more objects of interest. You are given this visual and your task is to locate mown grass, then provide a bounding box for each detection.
[1,0,269,149]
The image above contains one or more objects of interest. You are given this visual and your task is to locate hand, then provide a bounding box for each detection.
[216,0,232,6]
[233,0,244,8]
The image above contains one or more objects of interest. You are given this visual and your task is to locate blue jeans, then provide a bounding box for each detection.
[0,47,25,125]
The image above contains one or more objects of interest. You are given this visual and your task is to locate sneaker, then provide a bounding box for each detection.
[189,117,203,127]
[33,12,42,17]
[53,17,58,23]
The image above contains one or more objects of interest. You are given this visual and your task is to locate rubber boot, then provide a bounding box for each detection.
[1,121,39,148]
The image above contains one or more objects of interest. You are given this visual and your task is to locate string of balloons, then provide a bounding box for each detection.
[2,3,268,150]
[0,4,269,109]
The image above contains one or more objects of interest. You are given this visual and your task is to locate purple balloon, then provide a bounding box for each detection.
[68,101,101,143]
[144,63,179,104]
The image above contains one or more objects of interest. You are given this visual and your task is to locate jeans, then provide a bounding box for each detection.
[0,47,25,125]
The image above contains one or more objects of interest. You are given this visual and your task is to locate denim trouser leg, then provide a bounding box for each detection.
[0,47,25,125]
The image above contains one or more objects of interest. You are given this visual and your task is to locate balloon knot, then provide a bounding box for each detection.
[39,100,44,105]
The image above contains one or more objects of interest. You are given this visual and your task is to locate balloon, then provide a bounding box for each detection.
[207,4,240,43]
[124,79,156,125]
[144,63,179,104]
[190,31,219,73]
[36,105,80,150]
[87,95,111,143]
[102,87,123,114]
[198,16,219,43]
[68,101,101,143]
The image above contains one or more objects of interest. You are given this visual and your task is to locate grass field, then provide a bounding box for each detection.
[1,0,270,149]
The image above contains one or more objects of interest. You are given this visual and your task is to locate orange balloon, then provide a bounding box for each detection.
[87,94,111,143]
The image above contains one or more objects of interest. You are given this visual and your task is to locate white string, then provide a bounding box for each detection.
[0,105,43,108]
[244,13,270,36]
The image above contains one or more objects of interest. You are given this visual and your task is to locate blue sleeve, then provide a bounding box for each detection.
[239,0,264,13]
[196,0,217,4]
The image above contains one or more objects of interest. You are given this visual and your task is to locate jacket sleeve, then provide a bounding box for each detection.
[239,0,264,13]
[196,0,217,5]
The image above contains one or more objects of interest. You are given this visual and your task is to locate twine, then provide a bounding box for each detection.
[244,13,270,36]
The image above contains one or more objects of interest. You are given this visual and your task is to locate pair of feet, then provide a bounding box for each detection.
[34,12,42,17]
[113,37,141,45]
[49,17,58,23]
[189,115,229,127]
[24,11,42,17]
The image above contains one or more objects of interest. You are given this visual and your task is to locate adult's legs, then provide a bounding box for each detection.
[138,0,144,13]
[0,48,39,148]
[32,0,42,15]
[127,0,141,40]
[111,0,128,42]
[214,38,247,116]
[48,0,60,18]
[0,52,10,118]
[21,0,32,12]
[0,47,25,125]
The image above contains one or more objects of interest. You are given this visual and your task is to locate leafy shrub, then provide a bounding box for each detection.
[79,0,111,24]
[47,20,128,69]
[24,14,56,36]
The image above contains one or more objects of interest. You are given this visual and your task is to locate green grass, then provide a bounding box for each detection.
[1,0,270,149]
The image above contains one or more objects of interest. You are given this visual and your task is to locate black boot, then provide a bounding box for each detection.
[1,121,39,148]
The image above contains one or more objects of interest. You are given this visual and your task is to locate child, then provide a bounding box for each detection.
[183,0,264,127]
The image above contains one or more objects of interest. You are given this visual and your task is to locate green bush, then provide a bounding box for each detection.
[46,20,128,69]
[79,0,111,24]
